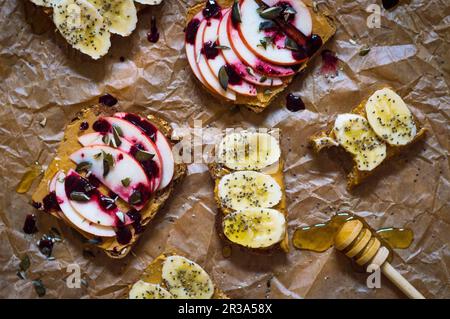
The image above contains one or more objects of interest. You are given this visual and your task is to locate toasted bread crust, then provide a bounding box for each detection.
[309,88,427,190]
[31,105,186,258]
[208,131,289,253]
[126,252,228,299]
[186,0,336,112]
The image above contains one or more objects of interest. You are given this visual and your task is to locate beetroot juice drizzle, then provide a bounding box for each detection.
[225,64,243,85]
[185,19,201,45]
[23,214,38,234]
[286,93,305,112]
[147,16,159,43]
[64,173,125,225]
[121,113,158,143]
[43,192,60,212]
[202,41,220,60]
[203,0,221,19]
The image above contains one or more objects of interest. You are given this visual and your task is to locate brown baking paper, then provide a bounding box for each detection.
[0,0,449,298]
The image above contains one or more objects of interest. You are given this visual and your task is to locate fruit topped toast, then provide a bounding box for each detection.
[209,129,289,252]
[29,0,162,59]
[128,252,227,299]
[32,105,186,258]
[310,87,427,190]
[185,0,336,112]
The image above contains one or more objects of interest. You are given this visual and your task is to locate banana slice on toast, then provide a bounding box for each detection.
[53,0,111,59]
[333,114,386,171]
[161,256,214,299]
[218,131,280,170]
[86,0,137,36]
[223,208,286,249]
[129,280,173,299]
[218,171,282,210]
[365,88,417,146]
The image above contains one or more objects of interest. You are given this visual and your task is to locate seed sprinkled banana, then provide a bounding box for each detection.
[86,0,137,36]
[162,256,214,299]
[218,131,280,170]
[365,88,417,146]
[218,171,282,210]
[53,0,111,59]
[129,280,173,299]
[223,208,286,249]
[333,114,386,171]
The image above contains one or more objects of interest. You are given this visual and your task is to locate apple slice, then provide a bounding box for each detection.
[93,117,162,192]
[185,12,214,92]
[203,9,257,97]
[54,171,116,237]
[263,0,312,38]
[78,131,160,193]
[238,0,312,65]
[227,9,294,77]
[218,10,282,87]
[70,145,152,210]
[195,18,237,101]
[113,112,175,190]
[65,169,132,227]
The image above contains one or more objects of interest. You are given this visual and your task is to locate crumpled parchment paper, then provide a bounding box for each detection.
[0,0,449,298]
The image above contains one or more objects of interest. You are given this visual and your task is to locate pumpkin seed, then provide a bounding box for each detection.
[75,161,92,173]
[135,149,154,162]
[70,191,90,202]
[231,0,241,25]
[285,37,299,51]
[129,190,142,205]
[259,20,276,31]
[32,279,46,297]
[258,6,283,19]
[215,45,230,50]
[112,126,123,147]
[218,66,229,91]
[121,177,131,187]
[359,47,371,56]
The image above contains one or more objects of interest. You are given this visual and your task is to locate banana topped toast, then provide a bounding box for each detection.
[209,130,289,252]
[32,105,186,258]
[128,253,227,299]
[185,0,336,112]
[310,87,426,190]
[29,0,161,59]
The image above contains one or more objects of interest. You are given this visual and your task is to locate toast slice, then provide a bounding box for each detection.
[310,88,427,190]
[208,130,289,253]
[186,0,336,113]
[127,252,228,299]
[31,105,186,258]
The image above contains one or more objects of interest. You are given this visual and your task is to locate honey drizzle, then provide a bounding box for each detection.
[293,213,413,253]
[16,162,43,194]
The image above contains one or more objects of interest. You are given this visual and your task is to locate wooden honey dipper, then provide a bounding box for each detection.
[335,219,425,299]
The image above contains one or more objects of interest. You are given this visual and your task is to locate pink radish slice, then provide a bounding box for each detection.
[195,18,237,101]
[113,112,175,190]
[185,12,213,91]
[70,145,152,211]
[218,10,282,87]
[227,9,295,77]
[54,171,116,237]
[65,169,132,227]
[94,117,162,192]
[238,0,312,65]
[203,9,257,96]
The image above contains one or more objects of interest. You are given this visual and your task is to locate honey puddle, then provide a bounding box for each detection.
[16,162,43,194]
[293,212,413,253]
